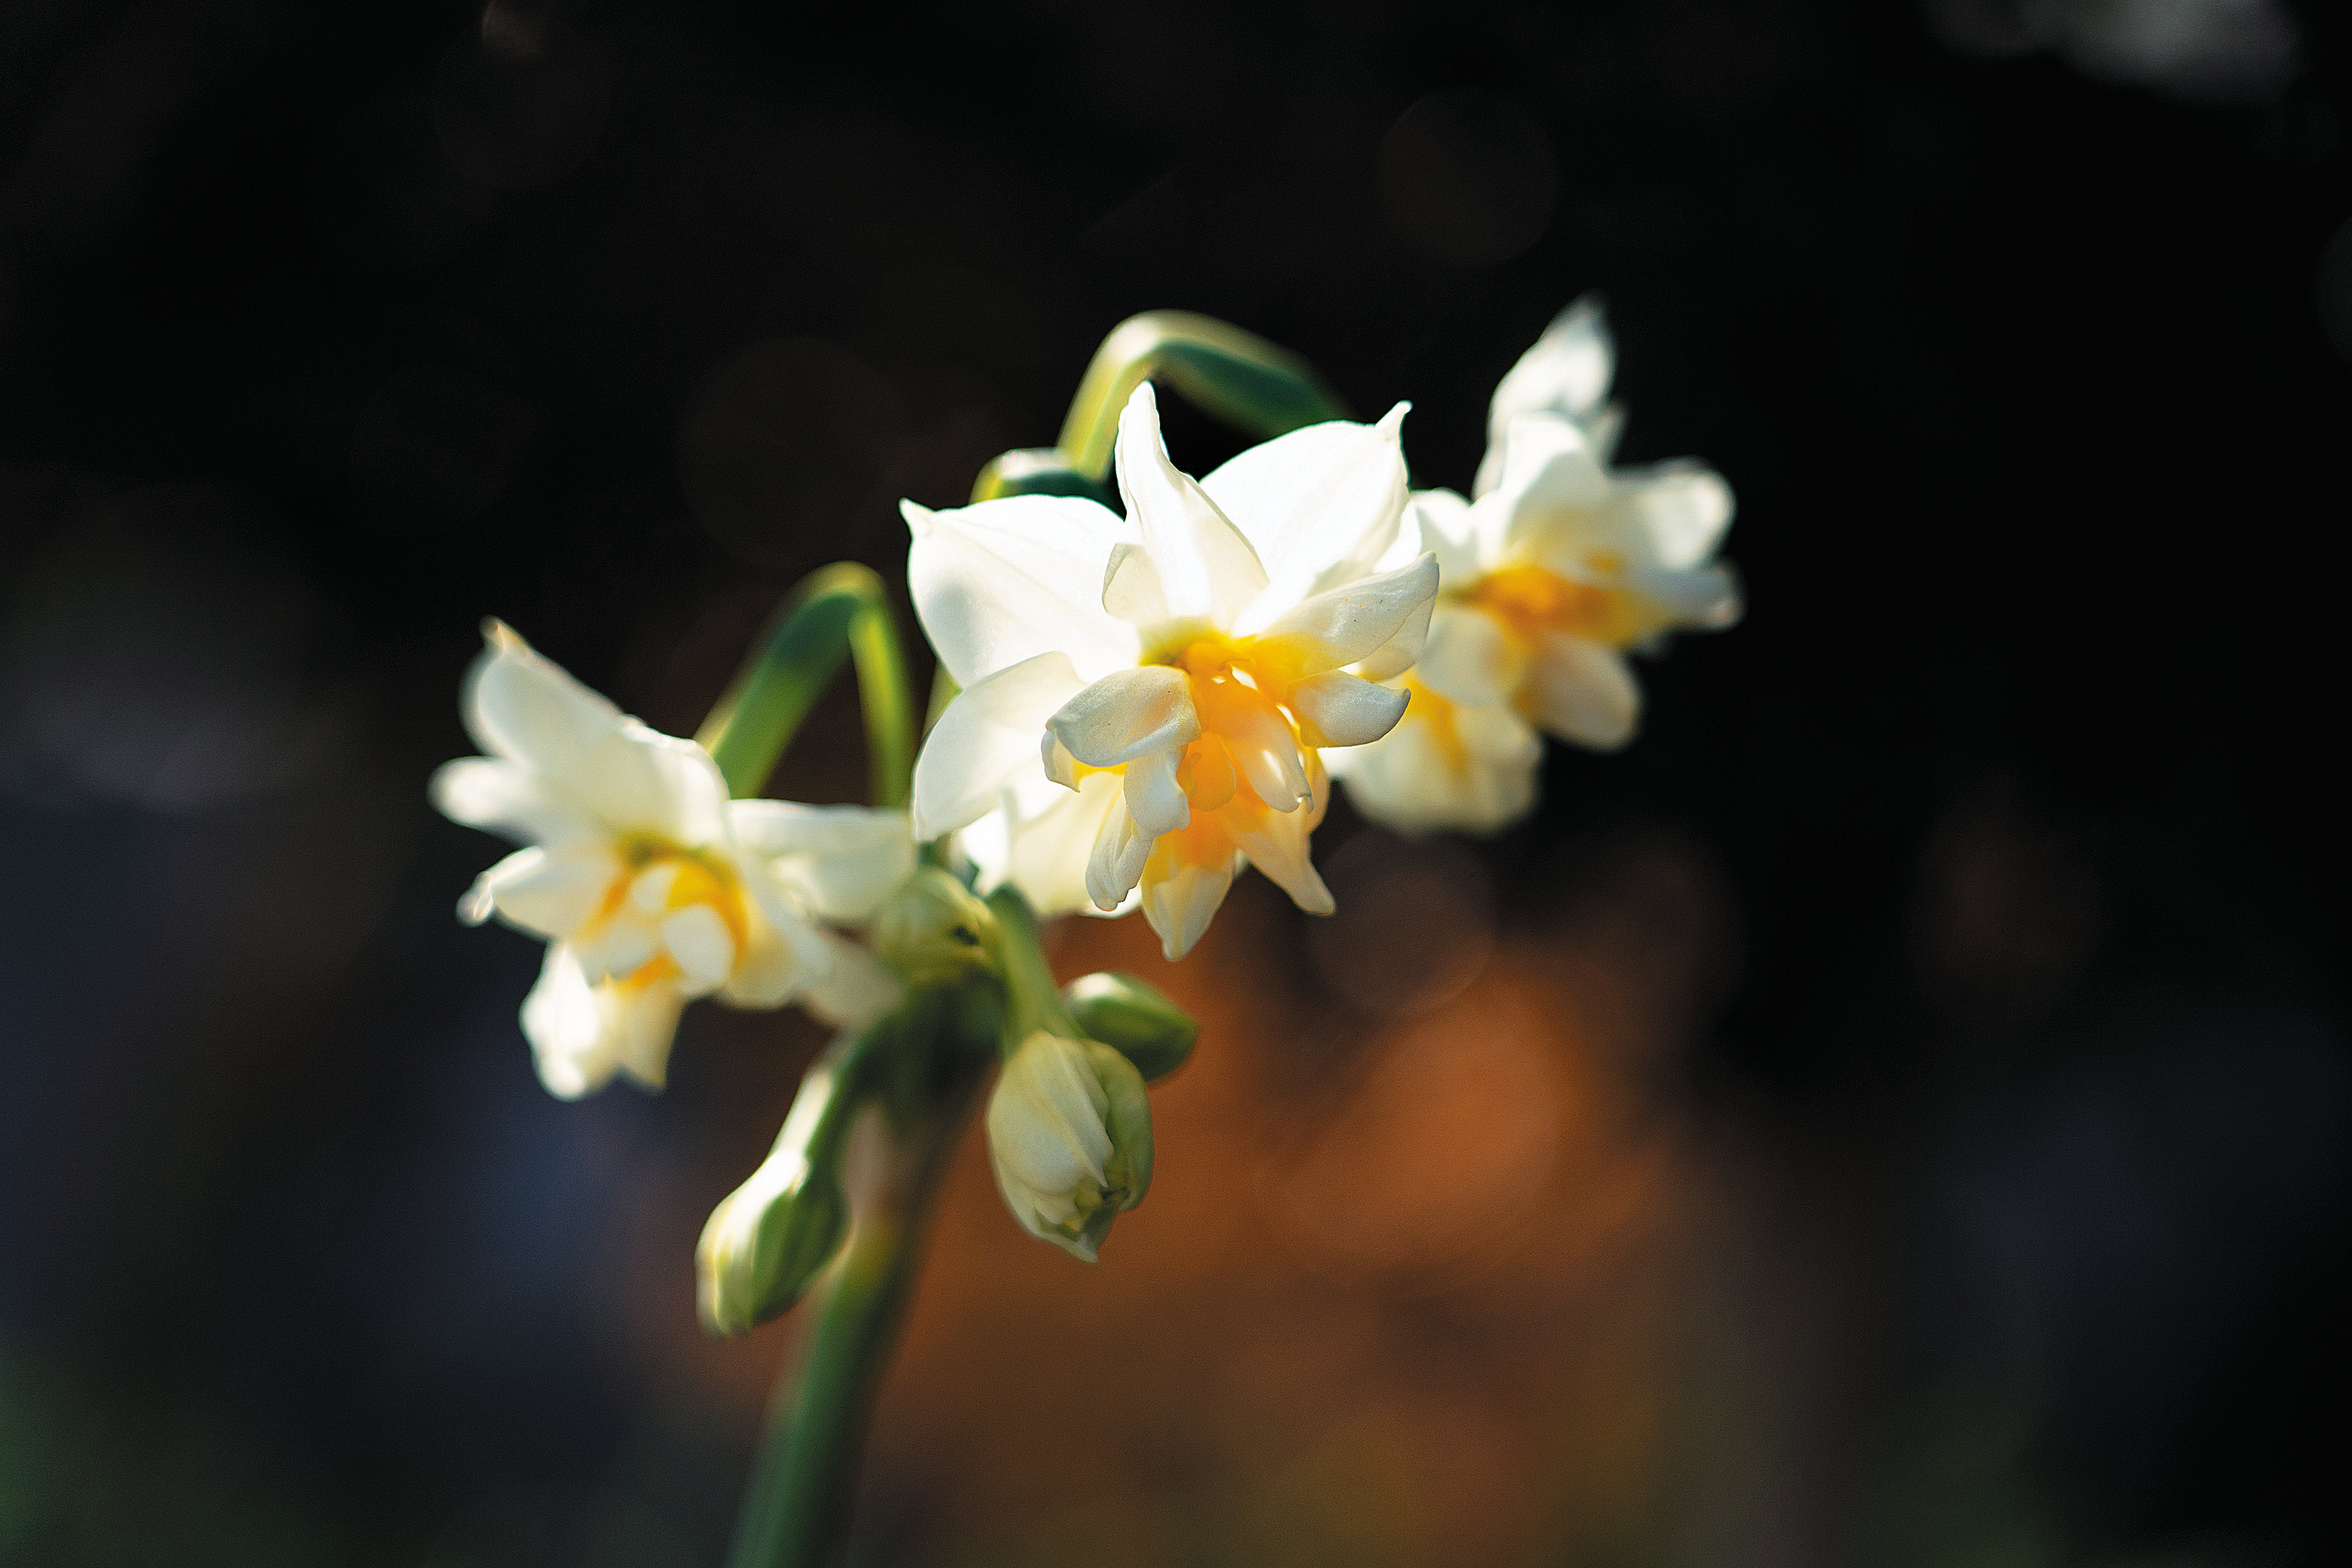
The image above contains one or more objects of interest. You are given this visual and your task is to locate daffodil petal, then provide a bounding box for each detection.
[1084,796,1153,912]
[1222,804,1333,916]
[1615,461,1735,570]
[1045,665,1200,770]
[904,496,1140,686]
[1414,604,1526,708]
[1486,296,1615,454]
[661,903,738,994]
[1121,745,1191,839]
[1288,671,1410,748]
[1113,382,1268,625]
[431,757,598,848]
[728,801,916,922]
[1253,553,1439,677]
[1526,634,1639,750]
[726,869,828,1009]
[1139,855,1236,961]
[911,652,1086,838]
[1201,404,1410,622]
[468,841,620,938]
[463,620,624,776]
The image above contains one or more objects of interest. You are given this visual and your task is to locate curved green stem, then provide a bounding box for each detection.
[698,563,916,807]
[1056,311,1350,481]
[723,1086,974,1568]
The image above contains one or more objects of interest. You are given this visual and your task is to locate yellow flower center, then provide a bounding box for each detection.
[1458,558,1648,648]
[1123,634,1319,872]
[594,835,750,990]
[1395,672,1469,774]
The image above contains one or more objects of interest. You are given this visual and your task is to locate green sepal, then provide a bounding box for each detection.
[1062,971,1197,1082]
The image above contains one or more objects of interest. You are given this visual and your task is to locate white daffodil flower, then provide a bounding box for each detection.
[432,622,906,1098]
[905,383,1439,960]
[1330,304,1739,834]
[985,1029,1152,1262]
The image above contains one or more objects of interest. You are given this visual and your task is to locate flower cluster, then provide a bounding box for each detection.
[432,300,1737,1290]
[1329,300,1740,833]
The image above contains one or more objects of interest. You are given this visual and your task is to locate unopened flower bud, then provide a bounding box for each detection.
[871,866,997,988]
[984,1030,1153,1262]
[696,1085,851,1337]
[1061,972,1197,1082]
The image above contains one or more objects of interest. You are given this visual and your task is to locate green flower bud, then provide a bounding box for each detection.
[871,866,998,988]
[1061,972,1197,1082]
[984,1030,1153,1262]
[696,1067,855,1337]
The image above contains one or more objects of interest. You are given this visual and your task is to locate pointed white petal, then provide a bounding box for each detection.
[569,723,734,847]
[1399,488,1484,583]
[1121,745,1191,838]
[904,496,1141,686]
[1414,604,1527,708]
[728,801,915,922]
[1215,696,1311,811]
[1113,383,1267,625]
[469,842,621,938]
[911,652,1086,838]
[1222,806,1333,916]
[520,947,683,1099]
[1202,404,1410,621]
[1254,554,1440,677]
[520,945,614,1100]
[1100,541,1171,627]
[430,757,597,848]
[1615,461,1735,569]
[1288,671,1410,748]
[1487,295,1614,448]
[1629,562,1743,630]
[1045,666,1200,770]
[462,621,624,776]
[1526,635,1640,750]
[1140,858,1236,962]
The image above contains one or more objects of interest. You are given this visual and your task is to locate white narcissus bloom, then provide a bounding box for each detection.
[985,1029,1152,1262]
[1329,302,1740,834]
[906,383,1438,959]
[432,622,907,1098]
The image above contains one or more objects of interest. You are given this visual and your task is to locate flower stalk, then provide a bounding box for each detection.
[1054,310,1349,481]
[699,562,917,808]
[724,1006,983,1568]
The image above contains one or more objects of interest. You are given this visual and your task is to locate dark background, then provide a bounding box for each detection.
[3,1,2348,1564]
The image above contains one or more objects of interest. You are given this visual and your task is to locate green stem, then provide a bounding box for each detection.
[723,1088,973,1568]
[1055,311,1350,481]
[985,886,1076,1046]
[698,563,916,807]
